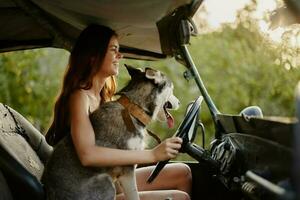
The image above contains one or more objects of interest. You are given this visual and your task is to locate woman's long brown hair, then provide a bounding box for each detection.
[46,24,117,146]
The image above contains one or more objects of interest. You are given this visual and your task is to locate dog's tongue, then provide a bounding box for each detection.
[165,109,174,128]
[167,114,174,128]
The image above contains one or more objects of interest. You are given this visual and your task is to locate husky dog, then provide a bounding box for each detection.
[42,65,180,200]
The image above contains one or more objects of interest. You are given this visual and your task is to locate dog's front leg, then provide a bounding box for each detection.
[118,168,139,200]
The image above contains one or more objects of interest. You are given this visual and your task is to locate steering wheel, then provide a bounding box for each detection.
[147,96,203,183]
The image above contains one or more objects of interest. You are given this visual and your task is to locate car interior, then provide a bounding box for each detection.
[0,0,299,199]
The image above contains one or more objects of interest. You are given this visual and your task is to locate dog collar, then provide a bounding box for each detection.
[117,95,151,126]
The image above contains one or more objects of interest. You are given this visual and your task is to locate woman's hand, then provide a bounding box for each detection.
[151,137,183,162]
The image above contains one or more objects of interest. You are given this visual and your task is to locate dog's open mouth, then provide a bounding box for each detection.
[164,101,174,128]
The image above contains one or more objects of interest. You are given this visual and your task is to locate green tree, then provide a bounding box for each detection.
[0,48,69,133]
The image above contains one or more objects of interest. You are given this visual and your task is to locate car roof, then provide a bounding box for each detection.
[0,0,203,60]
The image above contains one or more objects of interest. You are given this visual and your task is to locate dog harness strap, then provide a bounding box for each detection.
[121,109,136,132]
[146,129,161,144]
[118,95,162,143]
[117,95,151,126]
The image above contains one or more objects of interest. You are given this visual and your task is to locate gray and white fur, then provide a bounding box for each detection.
[42,65,180,200]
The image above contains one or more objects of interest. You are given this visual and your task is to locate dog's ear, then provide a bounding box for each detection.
[124,64,143,78]
[145,68,163,84]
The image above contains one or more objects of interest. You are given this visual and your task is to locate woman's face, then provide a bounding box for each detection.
[100,35,123,77]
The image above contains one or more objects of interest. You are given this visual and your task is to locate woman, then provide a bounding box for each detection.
[45,24,192,200]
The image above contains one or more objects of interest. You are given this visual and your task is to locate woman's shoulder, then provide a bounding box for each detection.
[70,89,88,101]
[69,89,89,110]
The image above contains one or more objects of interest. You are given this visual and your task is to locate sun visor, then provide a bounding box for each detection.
[30,0,192,55]
[0,0,203,59]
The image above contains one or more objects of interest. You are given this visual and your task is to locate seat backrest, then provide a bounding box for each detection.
[0,169,13,200]
[0,103,53,200]
[294,83,300,200]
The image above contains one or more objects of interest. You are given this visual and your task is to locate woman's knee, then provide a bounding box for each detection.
[169,163,192,195]
[174,163,192,183]
[173,191,191,200]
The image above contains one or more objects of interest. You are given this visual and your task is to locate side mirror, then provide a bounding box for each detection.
[240,106,263,118]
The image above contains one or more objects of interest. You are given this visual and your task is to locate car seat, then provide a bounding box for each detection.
[0,169,13,200]
[294,83,300,199]
[0,103,53,200]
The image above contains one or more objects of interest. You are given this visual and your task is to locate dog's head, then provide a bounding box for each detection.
[118,64,180,128]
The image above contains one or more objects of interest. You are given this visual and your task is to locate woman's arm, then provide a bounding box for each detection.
[69,90,182,167]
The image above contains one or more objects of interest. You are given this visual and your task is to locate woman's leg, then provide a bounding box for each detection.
[136,163,192,193]
[116,190,189,200]
[116,163,192,200]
